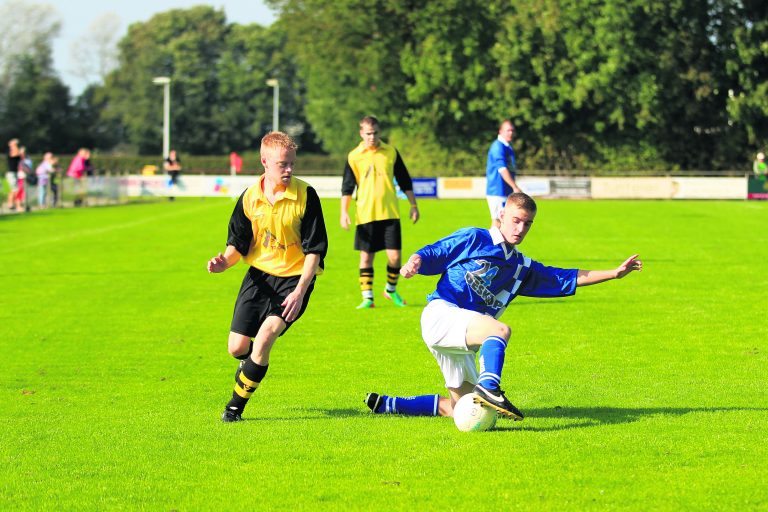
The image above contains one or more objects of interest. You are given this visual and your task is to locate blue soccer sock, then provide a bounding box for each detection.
[375,394,439,416]
[477,335,507,391]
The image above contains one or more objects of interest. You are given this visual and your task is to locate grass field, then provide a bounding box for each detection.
[2,197,767,510]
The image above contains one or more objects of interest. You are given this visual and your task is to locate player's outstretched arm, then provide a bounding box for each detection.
[207,245,242,273]
[400,254,422,278]
[576,254,642,287]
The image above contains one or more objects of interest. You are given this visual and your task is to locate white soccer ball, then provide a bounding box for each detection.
[453,393,498,432]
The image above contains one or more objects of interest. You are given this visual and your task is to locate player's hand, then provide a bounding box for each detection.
[400,254,422,278]
[281,288,305,323]
[207,252,228,273]
[340,211,351,230]
[409,205,420,224]
[615,254,642,279]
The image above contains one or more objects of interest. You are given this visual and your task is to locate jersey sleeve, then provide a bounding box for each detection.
[392,150,413,192]
[341,160,357,196]
[415,228,476,276]
[518,261,578,298]
[227,191,253,256]
[300,187,329,260]
[488,142,507,173]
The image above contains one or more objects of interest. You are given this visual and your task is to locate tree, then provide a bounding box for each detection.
[270,0,410,155]
[488,0,741,170]
[214,22,317,153]
[725,0,768,151]
[69,12,121,85]
[0,0,61,90]
[0,55,72,153]
[100,7,230,154]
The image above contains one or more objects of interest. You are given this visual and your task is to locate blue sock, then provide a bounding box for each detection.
[478,335,507,391]
[376,394,439,416]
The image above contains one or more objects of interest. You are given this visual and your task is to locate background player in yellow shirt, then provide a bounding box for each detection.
[340,116,419,309]
[207,131,328,422]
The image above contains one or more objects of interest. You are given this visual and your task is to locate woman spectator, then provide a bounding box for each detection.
[6,138,21,210]
[16,146,32,211]
[36,152,56,208]
[67,148,90,206]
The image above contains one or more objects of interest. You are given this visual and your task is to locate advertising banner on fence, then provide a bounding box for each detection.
[411,177,438,198]
[549,177,591,198]
[747,176,768,200]
[121,174,749,201]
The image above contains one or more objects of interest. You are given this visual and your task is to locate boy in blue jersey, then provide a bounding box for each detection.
[365,192,642,420]
[485,120,521,227]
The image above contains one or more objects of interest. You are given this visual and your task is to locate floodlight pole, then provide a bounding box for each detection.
[266,78,279,132]
[152,77,172,158]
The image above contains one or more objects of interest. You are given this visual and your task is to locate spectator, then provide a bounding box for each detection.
[230,151,243,176]
[67,148,90,206]
[36,152,56,208]
[16,146,32,211]
[164,149,182,200]
[49,155,60,207]
[753,152,767,177]
[6,138,21,210]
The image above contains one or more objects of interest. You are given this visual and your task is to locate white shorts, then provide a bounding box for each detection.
[421,299,482,389]
[5,172,18,191]
[486,195,506,221]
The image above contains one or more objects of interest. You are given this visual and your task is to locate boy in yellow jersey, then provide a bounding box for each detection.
[207,132,328,422]
[340,115,420,309]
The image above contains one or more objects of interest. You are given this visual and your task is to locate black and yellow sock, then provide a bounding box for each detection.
[226,359,268,412]
[385,265,400,293]
[359,267,374,300]
[233,342,253,381]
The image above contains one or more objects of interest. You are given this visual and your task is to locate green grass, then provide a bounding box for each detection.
[1,197,767,510]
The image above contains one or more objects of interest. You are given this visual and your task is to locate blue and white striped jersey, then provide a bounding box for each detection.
[416,227,578,318]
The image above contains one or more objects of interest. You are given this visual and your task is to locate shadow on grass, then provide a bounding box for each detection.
[227,405,767,428]
[236,407,366,422]
[491,405,768,432]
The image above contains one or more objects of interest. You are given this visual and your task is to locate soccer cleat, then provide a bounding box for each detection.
[383,290,407,307]
[356,298,375,309]
[365,392,383,413]
[472,384,524,421]
[221,407,243,423]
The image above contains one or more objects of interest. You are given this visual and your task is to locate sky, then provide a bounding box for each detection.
[47,0,277,95]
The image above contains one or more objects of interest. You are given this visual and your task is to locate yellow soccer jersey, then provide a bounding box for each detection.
[341,141,413,225]
[227,175,328,277]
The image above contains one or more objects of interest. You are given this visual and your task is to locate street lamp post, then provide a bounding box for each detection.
[266,78,279,132]
[152,76,171,158]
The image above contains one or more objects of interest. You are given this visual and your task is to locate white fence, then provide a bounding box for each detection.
[119,175,752,200]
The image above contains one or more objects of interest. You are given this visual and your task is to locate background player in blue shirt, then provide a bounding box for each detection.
[365,192,642,420]
[485,120,521,227]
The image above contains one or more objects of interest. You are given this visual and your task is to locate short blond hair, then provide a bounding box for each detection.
[260,131,298,157]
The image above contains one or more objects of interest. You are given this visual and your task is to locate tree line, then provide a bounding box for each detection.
[1,1,765,172]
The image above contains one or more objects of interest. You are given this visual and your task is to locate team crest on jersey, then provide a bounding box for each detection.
[465,260,504,309]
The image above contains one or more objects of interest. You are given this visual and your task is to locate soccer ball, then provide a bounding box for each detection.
[453,393,498,432]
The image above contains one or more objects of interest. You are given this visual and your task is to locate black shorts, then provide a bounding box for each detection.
[354,219,401,252]
[230,267,315,337]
